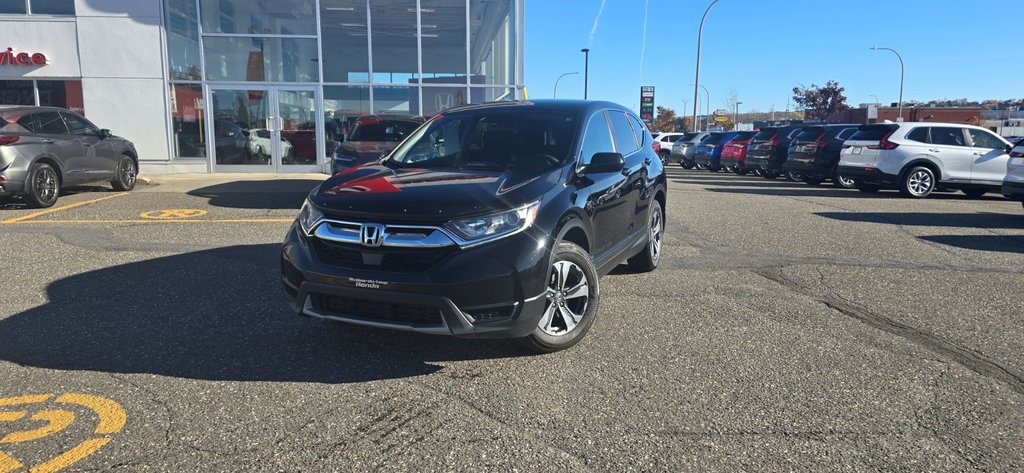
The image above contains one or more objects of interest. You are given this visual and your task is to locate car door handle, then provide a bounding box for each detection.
[928,149,940,153]
[40,139,54,144]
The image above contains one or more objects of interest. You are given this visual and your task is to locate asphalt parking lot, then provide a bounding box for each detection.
[1,168,1022,471]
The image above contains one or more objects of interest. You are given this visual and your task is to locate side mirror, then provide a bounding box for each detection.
[98,129,111,139]
[579,152,625,175]
[1007,144,1014,154]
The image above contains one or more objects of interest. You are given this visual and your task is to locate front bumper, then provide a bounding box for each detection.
[1002,180,1024,201]
[281,222,551,339]
[837,166,899,186]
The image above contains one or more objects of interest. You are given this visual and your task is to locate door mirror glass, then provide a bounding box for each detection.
[580,152,624,175]
[98,129,112,139]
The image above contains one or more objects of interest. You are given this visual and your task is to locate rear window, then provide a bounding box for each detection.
[751,129,778,141]
[680,132,698,141]
[705,133,726,144]
[733,131,756,141]
[849,124,899,142]
[794,128,825,141]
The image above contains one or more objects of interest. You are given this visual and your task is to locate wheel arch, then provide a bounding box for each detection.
[31,155,64,185]
[555,212,591,254]
[901,157,942,181]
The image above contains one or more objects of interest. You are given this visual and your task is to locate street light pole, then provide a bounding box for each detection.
[692,0,719,135]
[871,47,904,121]
[690,84,710,132]
[869,94,879,106]
[734,101,742,130]
[580,49,590,100]
[553,72,578,99]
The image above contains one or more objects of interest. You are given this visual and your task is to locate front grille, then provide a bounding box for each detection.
[311,239,454,272]
[310,293,443,325]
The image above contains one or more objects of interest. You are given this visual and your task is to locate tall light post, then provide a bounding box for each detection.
[871,47,904,121]
[580,48,590,100]
[869,94,879,106]
[690,84,710,131]
[734,101,742,130]
[682,99,689,130]
[692,0,720,134]
[553,72,578,99]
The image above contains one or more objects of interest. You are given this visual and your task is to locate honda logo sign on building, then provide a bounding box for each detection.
[0,48,48,66]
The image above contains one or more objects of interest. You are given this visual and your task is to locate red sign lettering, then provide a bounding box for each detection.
[0,48,47,66]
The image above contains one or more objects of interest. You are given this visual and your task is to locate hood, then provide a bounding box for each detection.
[309,164,562,223]
[338,140,401,160]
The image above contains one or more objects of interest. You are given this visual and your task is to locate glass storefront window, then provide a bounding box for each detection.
[324,85,370,153]
[420,0,466,81]
[471,87,515,104]
[421,86,467,117]
[373,86,414,115]
[169,84,206,158]
[320,0,369,83]
[199,0,316,35]
[469,0,515,85]
[204,37,318,82]
[0,80,34,105]
[370,0,418,82]
[30,0,73,15]
[37,80,83,114]
[0,0,26,14]
[164,0,202,80]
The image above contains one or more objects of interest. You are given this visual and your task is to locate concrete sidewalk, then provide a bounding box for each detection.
[137,173,329,193]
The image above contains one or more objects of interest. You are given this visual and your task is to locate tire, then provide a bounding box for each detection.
[24,162,60,208]
[111,155,137,191]
[786,171,803,182]
[709,165,721,172]
[803,178,823,186]
[899,166,936,198]
[523,241,600,353]
[763,169,779,179]
[961,189,987,198]
[857,184,880,193]
[628,199,664,272]
[681,162,694,170]
[834,172,857,189]
[735,167,748,176]
[659,151,670,163]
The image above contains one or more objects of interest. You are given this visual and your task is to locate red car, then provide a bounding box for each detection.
[718,131,756,175]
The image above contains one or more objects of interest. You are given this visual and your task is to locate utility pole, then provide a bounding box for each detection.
[871,47,904,121]
[692,0,720,136]
[580,49,590,100]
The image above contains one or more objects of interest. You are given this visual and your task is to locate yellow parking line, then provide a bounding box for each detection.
[1,193,128,224]
[29,437,110,473]
[11,218,294,224]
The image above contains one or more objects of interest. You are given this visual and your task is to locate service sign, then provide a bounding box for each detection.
[640,86,655,126]
[0,47,48,66]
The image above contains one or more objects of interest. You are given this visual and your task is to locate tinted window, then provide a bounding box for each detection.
[836,128,857,140]
[680,133,698,141]
[33,112,69,134]
[348,120,420,142]
[850,124,898,141]
[931,127,966,146]
[785,128,802,139]
[0,0,26,13]
[61,112,99,136]
[751,129,778,141]
[906,127,929,143]
[968,128,1004,149]
[794,128,824,141]
[607,111,639,154]
[733,131,756,141]
[31,0,75,15]
[628,114,647,147]
[580,113,615,163]
[705,133,726,145]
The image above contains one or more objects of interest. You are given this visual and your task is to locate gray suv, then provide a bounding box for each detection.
[0,106,138,208]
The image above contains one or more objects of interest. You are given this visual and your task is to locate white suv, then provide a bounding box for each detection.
[839,122,1013,198]
[652,132,688,162]
[1002,139,1024,210]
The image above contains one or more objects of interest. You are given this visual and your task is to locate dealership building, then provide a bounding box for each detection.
[0,0,524,174]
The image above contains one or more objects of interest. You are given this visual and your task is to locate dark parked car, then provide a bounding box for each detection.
[0,106,138,208]
[694,131,736,171]
[332,114,424,173]
[745,125,803,178]
[782,124,860,187]
[718,131,757,174]
[282,100,667,352]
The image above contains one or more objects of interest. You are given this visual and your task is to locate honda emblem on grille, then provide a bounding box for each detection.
[360,223,385,247]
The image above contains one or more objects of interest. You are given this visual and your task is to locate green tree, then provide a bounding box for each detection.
[654,106,677,132]
[792,80,849,121]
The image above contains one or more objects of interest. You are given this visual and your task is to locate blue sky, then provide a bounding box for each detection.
[524,0,1024,115]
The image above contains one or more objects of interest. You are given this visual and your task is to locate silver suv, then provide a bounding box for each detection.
[670,131,710,168]
[838,122,1012,198]
[0,106,138,208]
[1002,138,1024,210]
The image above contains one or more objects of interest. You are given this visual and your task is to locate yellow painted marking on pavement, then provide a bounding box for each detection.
[0,410,75,444]
[28,438,110,473]
[12,218,294,224]
[0,394,51,406]
[0,412,25,422]
[139,208,208,219]
[55,394,125,434]
[1,193,128,224]
[0,451,23,473]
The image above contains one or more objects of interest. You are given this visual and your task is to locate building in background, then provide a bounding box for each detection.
[826,106,981,126]
[0,0,524,174]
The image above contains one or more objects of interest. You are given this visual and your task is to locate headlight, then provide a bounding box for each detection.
[445,202,540,245]
[298,199,324,234]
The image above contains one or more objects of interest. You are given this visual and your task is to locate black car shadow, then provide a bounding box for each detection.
[187,179,325,209]
[816,212,1024,229]
[705,187,882,199]
[0,244,529,384]
[919,235,1024,254]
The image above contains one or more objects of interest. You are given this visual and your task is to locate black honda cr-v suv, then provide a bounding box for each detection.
[281,100,667,352]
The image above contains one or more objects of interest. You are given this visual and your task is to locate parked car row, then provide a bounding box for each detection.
[676,122,1024,210]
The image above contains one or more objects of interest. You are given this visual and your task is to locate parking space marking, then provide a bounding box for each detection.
[11,218,294,224]
[140,209,208,220]
[1,194,128,224]
[0,393,125,473]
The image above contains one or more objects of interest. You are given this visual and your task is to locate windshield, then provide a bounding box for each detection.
[348,119,420,142]
[387,109,579,173]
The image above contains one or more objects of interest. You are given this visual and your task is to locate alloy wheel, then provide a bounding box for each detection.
[35,167,58,203]
[538,261,590,336]
[837,174,856,188]
[907,170,933,196]
[649,205,662,266]
[120,159,137,188]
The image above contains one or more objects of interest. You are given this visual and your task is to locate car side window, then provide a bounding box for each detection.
[579,113,615,164]
[607,111,639,155]
[61,112,99,136]
[967,128,1005,149]
[906,127,929,143]
[930,127,966,147]
[628,115,647,147]
[836,128,857,140]
[31,112,71,135]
